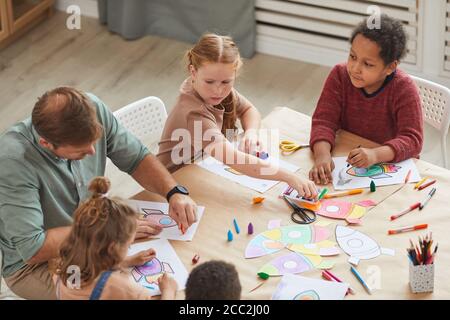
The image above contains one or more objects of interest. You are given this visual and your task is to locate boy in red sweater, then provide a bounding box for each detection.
[309,14,423,185]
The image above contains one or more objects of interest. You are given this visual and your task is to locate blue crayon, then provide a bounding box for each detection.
[233,218,240,234]
[350,266,372,295]
[227,230,233,241]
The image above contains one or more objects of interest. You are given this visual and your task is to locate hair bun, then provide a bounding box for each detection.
[88,176,111,197]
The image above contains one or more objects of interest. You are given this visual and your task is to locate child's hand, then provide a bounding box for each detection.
[289,175,318,200]
[135,218,163,240]
[309,154,334,185]
[239,130,263,155]
[158,273,177,300]
[347,147,377,168]
[122,248,156,268]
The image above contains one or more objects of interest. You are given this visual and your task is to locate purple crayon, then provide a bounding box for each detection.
[248,223,254,235]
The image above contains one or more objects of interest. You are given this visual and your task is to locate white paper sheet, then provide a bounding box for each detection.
[272,274,348,300]
[332,157,420,190]
[127,199,204,241]
[127,238,188,296]
[196,157,300,193]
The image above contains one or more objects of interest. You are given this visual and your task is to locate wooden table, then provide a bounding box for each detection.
[129,107,450,300]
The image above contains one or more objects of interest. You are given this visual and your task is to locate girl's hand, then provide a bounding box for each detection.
[289,175,318,200]
[347,147,377,168]
[158,273,178,300]
[309,154,334,185]
[239,131,263,155]
[122,248,156,268]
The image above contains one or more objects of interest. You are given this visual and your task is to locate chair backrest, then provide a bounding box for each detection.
[411,75,450,135]
[113,96,167,151]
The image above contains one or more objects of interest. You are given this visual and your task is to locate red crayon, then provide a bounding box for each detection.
[417,180,436,191]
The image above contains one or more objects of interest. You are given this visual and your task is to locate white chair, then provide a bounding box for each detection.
[411,76,450,169]
[105,96,168,199]
[113,96,168,152]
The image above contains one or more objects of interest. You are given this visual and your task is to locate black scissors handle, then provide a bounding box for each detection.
[283,195,317,224]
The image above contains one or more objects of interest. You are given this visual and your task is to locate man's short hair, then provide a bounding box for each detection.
[185,260,241,300]
[32,87,102,147]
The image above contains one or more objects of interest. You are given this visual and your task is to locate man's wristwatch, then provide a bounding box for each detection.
[166,185,189,202]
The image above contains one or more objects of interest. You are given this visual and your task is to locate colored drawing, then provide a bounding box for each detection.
[127,200,205,241]
[258,252,334,276]
[332,157,420,190]
[294,290,320,300]
[272,274,349,300]
[131,258,174,290]
[316,199,377,225]
[141,208,177,228]
[245,224,339,258]
[127,239,189,296]
[347,163,401,179]
[335,225,395,266]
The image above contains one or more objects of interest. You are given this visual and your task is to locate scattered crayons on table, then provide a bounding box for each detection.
[350,266,372,295]
[247,222,254,235]
[388,223,428,235]
[252,197,265,204]
[233,218,240,234]
[191,254,200,264]
[417,179,436,191]
[370,180,376,192]
[414,177,428,190]
[390,202,421,221]
[323,189,363,199]
[321,270,355,295]
[227,230,233,241]
[318,188,328,200]
[419,187,436,210]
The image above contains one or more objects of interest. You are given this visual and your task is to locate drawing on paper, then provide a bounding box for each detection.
[293,290,321,300]
[316,199,377,225]
[258,252,334,276]
[245,224,339,258]
[131,258,174,290]
[141,208,177,228]
[335,225,395,266]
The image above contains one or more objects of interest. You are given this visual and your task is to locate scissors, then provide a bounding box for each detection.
[279,140,310,154]
[283,195,317,224]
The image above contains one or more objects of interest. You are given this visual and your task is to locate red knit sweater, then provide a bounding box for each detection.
[310,63,423,162]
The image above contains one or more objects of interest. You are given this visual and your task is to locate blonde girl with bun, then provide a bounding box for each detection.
[54,176,177,300]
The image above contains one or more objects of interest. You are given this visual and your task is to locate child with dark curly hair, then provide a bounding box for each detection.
[184,260,241,300]
[309,14,423,185]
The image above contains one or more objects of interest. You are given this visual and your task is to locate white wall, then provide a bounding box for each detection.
[55,0,99,18]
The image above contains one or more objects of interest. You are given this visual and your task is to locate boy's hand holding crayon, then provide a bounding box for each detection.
[346,146,377,168]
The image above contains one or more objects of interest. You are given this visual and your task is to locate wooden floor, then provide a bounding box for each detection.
[0,12,447,168]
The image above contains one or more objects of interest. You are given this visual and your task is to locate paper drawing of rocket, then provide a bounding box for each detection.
[335,225,395,266]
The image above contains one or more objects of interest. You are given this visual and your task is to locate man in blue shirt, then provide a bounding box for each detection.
[0,87,197,299]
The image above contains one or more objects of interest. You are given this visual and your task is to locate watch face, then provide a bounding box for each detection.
[177,185,188,194]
